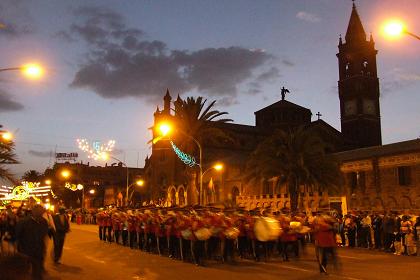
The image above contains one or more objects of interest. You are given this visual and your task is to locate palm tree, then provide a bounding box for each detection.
[22,170,42,182]
[245,127,342,212]
[0,135,19,182]
[172,96,233,204]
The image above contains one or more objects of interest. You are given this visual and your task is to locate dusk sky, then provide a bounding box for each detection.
[0,0,418,178]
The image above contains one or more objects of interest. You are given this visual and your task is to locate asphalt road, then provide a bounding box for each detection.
[43,224,420,280]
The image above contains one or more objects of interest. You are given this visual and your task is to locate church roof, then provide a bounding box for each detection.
[309,119,342,137]
[345,3,366,43]
[254,100,311,115]
[333,139,420,162]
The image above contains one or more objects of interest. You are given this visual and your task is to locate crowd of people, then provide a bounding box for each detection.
[0,205,70,280]
[1,204,419,279]
[95,207,420,272]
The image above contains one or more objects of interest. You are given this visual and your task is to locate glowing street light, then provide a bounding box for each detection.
[382,20,420,40]
[128,179,146,203]
[61,170,71,179]
[22,63,44,79]
[89,189,95,194]
[0,63,45,79]
[213,163,223,171]
[1,131,13,141]
[45,179,51,185]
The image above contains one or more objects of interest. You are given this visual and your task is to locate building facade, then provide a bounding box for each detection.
[44,162,144,208]
[144,3,420,212]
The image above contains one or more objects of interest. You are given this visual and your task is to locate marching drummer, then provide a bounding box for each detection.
[191,213,206,266]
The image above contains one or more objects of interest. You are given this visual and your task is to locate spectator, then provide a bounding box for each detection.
[16,205,49,280]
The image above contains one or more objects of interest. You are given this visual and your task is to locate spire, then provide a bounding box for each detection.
[339,34,343,46]
[369,32,374,43]
[164,88,171,100]
[345,1,366,43]
[155,106,160,114]
[163,88,172,114]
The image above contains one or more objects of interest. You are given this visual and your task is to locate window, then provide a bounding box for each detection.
[159,151,166,162]
[348,172,357,191]
[398,166,411,186]
[348,171,365,191]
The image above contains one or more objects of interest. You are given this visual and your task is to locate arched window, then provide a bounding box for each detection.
[231,186,240,205]
[345,62,351,77]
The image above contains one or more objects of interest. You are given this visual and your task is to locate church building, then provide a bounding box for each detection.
[144,3,420,212]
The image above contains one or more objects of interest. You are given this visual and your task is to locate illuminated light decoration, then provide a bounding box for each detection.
[65,183,83,192]
[170,141,198,167]
[77,138,115,160]
[50,190,58,199]
[0,182,51,201]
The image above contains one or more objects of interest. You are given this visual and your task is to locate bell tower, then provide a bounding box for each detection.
[337,2,382,148]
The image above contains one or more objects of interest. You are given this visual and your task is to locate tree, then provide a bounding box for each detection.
[172,96,233,203]
[22,170,42,182]
[245,127,342,212]
[0,128,19,182]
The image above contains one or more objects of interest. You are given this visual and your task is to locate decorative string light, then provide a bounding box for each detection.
[170,140,198,167]
[0,181,51,201]
[77,138,115,160]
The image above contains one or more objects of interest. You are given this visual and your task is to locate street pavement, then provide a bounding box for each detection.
[43,224,420,280]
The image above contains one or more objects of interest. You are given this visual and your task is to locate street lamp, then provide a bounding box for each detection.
[382,20,420,40]
[101,152,130,206]
[0,63,44,79]
[127,179,145,204]
[60,169,71,179]
[154,122,204,205]
[1,131,13,141]
[201,163,223,205]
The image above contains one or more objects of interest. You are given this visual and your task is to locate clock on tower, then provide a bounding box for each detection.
[337,3,382,148]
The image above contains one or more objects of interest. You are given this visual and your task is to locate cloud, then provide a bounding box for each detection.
[296,11,321,23]
[0,0,34,38]
[217,97,240,107]
[281,59,295,67]
[381,68,420,95]
[66,6,276,103]
[0,89,24,112]
[28,150,53,158]
[256,67,280,82]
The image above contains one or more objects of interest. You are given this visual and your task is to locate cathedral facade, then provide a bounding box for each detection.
[144,3,420,212]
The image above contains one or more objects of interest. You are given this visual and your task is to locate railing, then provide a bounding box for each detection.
[236,192,329,211]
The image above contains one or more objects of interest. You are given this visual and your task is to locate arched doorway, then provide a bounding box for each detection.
[231,186,240,205]
[169,187,176,206]
[178,186,186,206]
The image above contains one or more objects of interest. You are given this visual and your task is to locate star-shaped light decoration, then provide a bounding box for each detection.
[77,138,115,160]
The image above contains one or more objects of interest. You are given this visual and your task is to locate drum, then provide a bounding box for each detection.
[225,227,240,240]
[181,229,192,240]
[289,221,302,233]
[210,226,222,236]
[254,217,282,241]
[194,228,212,240]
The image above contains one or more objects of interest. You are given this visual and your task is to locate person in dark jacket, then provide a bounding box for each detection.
[52,207,70,264]
[16,205,49,280]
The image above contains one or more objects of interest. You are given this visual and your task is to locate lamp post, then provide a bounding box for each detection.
[60,169,85,211]
[101,153,130,206]
[127,179,145,205]
[201,163,223,205]
[155,123,206,205]
[0,63,44,79]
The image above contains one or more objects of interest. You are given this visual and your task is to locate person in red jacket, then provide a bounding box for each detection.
[314,214,338,274]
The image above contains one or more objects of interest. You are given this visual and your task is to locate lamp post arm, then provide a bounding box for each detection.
[404,30,420,40]
[0,67,21,72]
[108,156,129,207]
[174,128,203,205]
